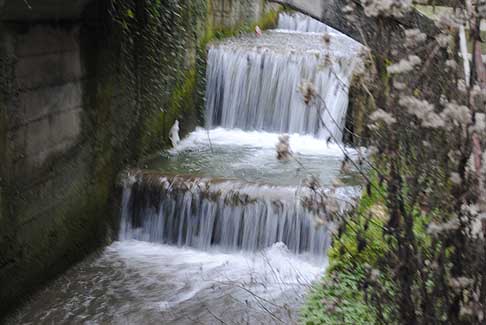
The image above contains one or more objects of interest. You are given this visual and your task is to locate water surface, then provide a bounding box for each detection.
[9,241,323,324]
[146,127,361,187]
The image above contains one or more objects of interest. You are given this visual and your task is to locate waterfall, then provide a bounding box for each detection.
[119,172,356,256]
[278,12,329,33]
[11,13,364,324]
[205,29,361,140]
[120,14,362,258]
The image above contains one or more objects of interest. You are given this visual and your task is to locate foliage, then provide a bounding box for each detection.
[302,177,391,324]
[306,1,486,324]
[111,0,208,157]
[110,0,280,157]
[301,267,377,325]
[328,178,389,273]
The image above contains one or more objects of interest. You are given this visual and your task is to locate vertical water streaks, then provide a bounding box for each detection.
[205,22,361,140]
[277,12,329,33]
[121,14,362,257]
[119,174,343,256]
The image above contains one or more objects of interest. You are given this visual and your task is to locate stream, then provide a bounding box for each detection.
[8,12,362,325]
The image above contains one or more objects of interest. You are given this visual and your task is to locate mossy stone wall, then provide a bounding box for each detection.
[0,0,279,319]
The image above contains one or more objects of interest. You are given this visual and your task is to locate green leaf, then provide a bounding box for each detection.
[127,9,134,18]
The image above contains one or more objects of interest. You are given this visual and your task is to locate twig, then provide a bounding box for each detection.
[311,95,388,201]
[206,307,229,324]
[206,128,214,153]
[23,0,32,9]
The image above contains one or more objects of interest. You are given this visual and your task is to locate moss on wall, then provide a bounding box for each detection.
[110,0,207,158]
[0,24,16,315]
[345,75,373,146]
[121,0,280,159]
[203,6,279,43]
[0,1,278,318]
[0,25,9,226]
[301,178,388,324]
[141,67,198,151]
[344,56,381,146]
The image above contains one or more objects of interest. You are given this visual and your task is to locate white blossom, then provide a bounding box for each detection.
[276,134,292,160]
[457,79,467,93]
[324,195,340,215]
[436,15,460,31]
[370,109,397,125]
[470,213,486,239]
[445,60,458,71]
[471,84,486,106]
[393,81,407,90]
[298,80,317,105]
[462,203,480,216]
[427,218,460,236]
[479,0,486,19]
[370,269,381,281]
[450,172,462,185]
[470,113,486,136]
[436,33,453,48]
[361,0,412,17]
[441,102,472,129]
[449,277,474,289]
[405,29,426,47]
[399,96,445,128]
[342,5,354,14]
[366,146,379,156]
[423,112,445,128]
[387,55,421,74]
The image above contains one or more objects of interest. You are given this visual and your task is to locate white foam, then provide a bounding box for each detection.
[9,240,325,324]
[112,240,324,303]
[205,31,359,140]
[171,127,353,157]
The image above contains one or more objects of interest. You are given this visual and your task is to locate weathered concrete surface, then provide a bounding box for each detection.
[0,0,276,319]
[271,0,449,145]
[7,25,83,172]
[0,0,93,21]
[271,0,324,20]
[270,0,439,47]
[211,0,270,27]
[0,8,114,317]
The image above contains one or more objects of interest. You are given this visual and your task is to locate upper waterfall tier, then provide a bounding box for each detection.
[277,12,330,33]
[205,30,361,140]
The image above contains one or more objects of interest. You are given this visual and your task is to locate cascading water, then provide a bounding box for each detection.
[205,26,361,139]
[119,173,356,256]
[277,12,330,33]
[119,13,362,256]
[9,12,362,325]
[113,12,362,320]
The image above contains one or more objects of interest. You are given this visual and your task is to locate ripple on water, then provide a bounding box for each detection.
[8,241,325,324]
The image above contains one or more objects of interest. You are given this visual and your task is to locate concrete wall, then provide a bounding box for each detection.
[0,0,276,318]
[211,0,264,27]
[7,25,83,174]
[0,0,93,21]
[269,0,438,50]
[0,16,114,317]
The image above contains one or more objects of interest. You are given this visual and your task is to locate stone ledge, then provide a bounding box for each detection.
[8,81,83,130]
[15,51,83,90]
[0,0,94,21]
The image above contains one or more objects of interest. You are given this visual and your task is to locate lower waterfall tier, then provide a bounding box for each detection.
[120,172,358,256]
